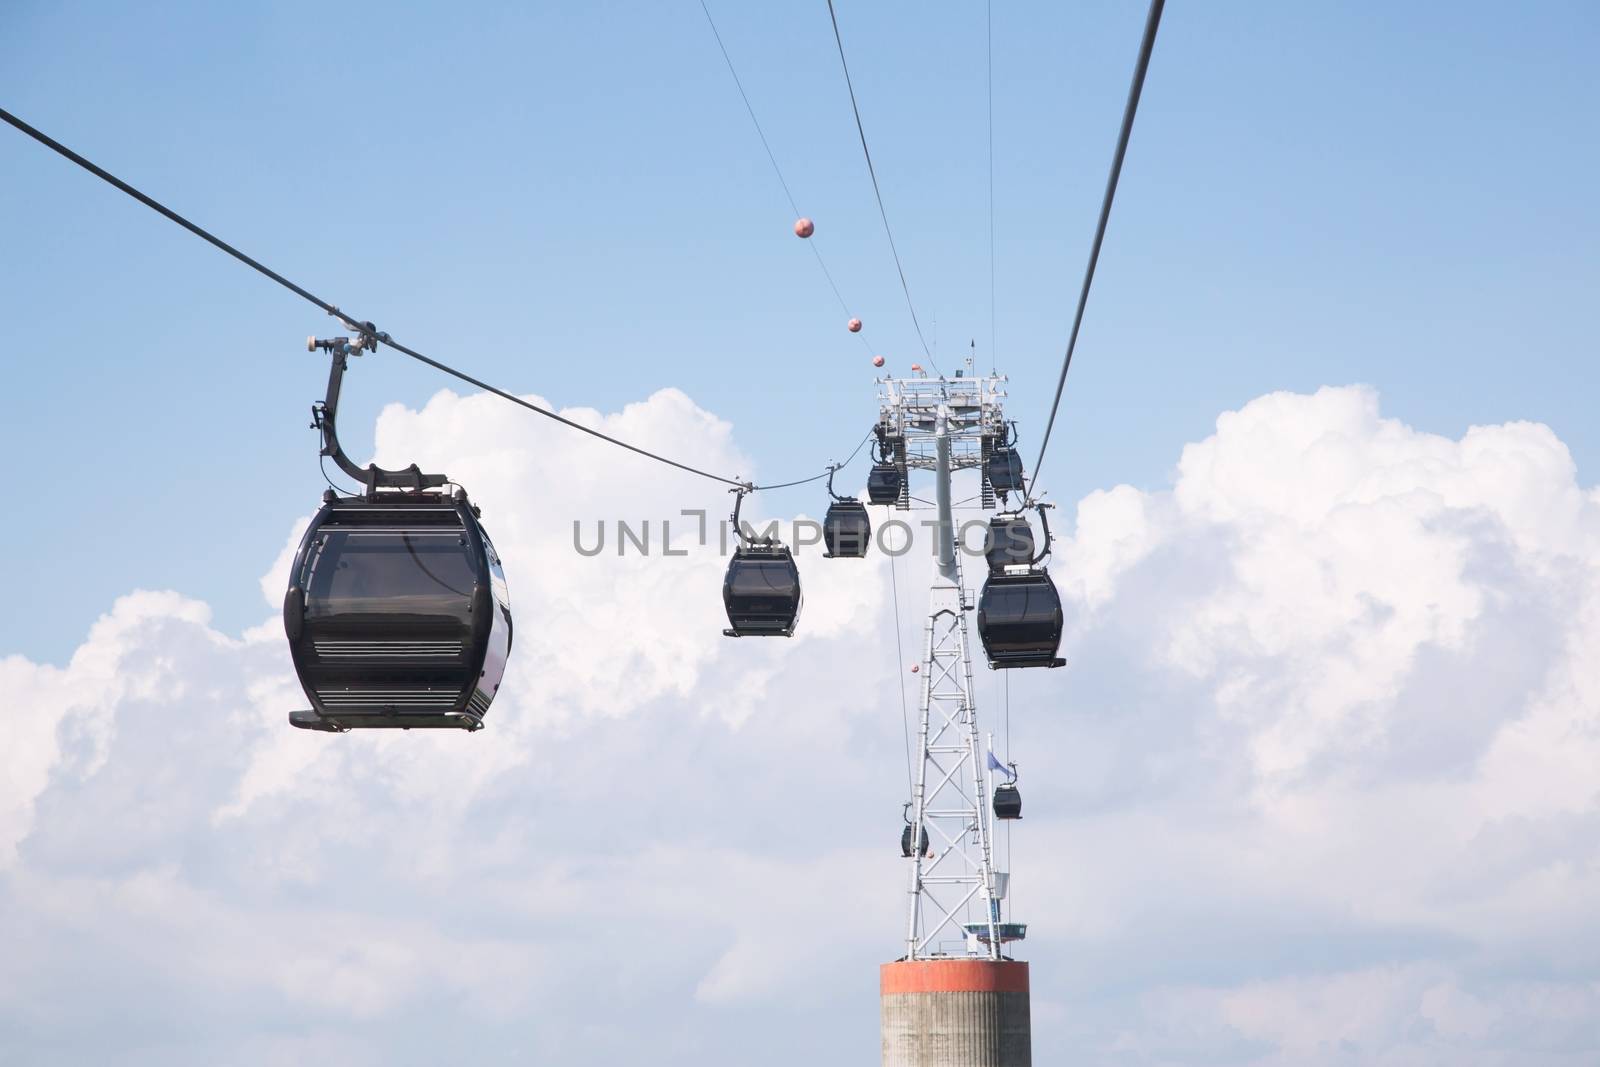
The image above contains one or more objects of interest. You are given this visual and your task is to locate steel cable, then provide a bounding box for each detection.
[1025,0,1165,498]
[824,0,937,372]
[698,0,873,353]
[1,105,853,495]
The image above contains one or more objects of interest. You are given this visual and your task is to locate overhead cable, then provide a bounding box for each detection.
[987,0,997,369]
[699,0,870,350]
[1025,0,1165,498]
[749,428,874,491]
[887,526,917,793]
[824,0,937,371]
[0,105,852,494]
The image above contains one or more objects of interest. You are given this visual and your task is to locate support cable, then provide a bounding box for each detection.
[824,0,937,372]
[379,332,746,487]
[1025,0,1165,498]
[0,105,856,494]
[0,107,342,319]
[698,0,872,353]
[987,0,997,369]
[1004,669,1012,922]
[751,428,874,491]
[887,517,916,795]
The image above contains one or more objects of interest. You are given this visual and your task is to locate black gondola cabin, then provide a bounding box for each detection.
[977,570,1065,669]
[866,462,902,505]
[823,499,871,558]
[986,447,1025,496]
[900,822,931,858]
[985,513,1035,573]
[284,490,513,732]
[993,782,1022,820]
[723,544,802,637]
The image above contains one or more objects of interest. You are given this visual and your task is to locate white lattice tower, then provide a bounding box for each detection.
[877,371,1011,961]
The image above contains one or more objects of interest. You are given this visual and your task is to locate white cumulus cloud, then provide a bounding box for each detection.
[2,383,1598,1065]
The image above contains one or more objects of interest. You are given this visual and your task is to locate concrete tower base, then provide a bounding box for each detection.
[880,960,1031,1067]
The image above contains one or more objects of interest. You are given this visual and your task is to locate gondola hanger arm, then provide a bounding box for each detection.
[825,462,849,502]
[308,326,449,496]
[729,483,768,548]
[1029,501,1057,566]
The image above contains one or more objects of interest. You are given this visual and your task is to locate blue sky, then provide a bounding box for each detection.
[3,0,1595,661]
[4,6,1600,1064]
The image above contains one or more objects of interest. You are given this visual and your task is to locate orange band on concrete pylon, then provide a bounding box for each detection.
[880,960,1030,995]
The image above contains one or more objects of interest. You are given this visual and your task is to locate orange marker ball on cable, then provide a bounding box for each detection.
[911,664,920,673]
[794,217,815,238]
[872,355,885,368]
[848,317,862,333]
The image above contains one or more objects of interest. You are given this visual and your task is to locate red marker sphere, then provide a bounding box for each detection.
[911,363,923,373]
[911,664,921,673]
[794,217,815,239]
[848,317,862,333]
[872,355,885,368]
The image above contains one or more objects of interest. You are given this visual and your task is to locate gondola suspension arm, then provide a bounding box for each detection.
[308,328,448,495]
[825,462,848,502]
[728,483,767,547]
[1029,501,1056,566]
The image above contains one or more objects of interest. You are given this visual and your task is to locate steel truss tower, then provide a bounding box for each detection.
[877,370,1022,962]
[906,557,1005,958]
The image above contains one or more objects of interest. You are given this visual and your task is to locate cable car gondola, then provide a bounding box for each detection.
[723,488,802,637]
[977,503,1066,670]
[822,465,870,558]
[900,804,932,857]
[866,426,904,505]
[985,512,1035,573]
[985,422,1025,499]
[285,331,513,732]
[993,782,1022,820]
[866,462,902,505]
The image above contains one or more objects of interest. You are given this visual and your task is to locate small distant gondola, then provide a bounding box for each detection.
[867,462,902,505]
[866,427,904,505]
[984,512,1035,573]
[723,488,802,637]
[285,331,512,732]
[977,503,1066,670]
[822,465,870,558]
[900,804,932,857]
[993,782,1022,820]
[985,422,1025,499]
